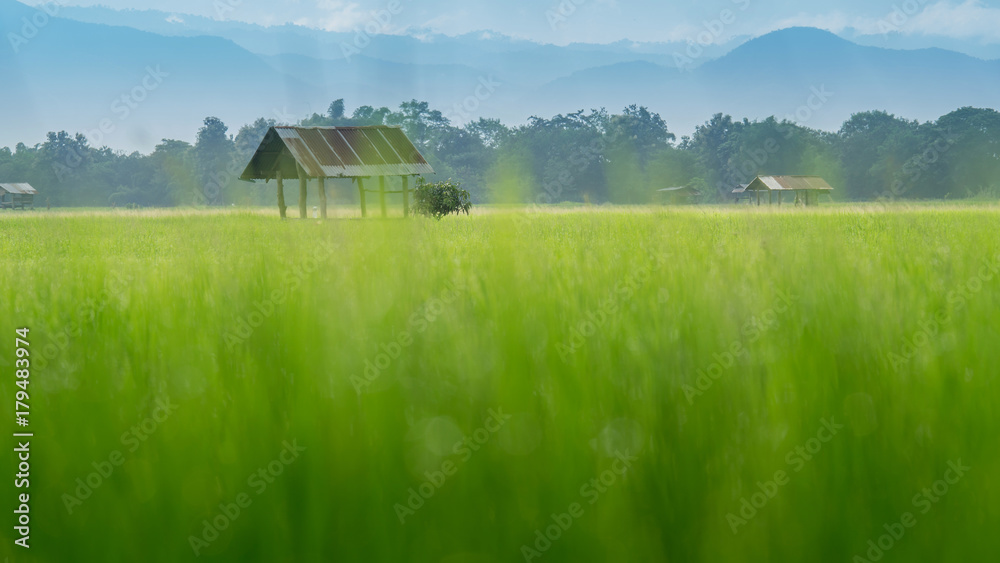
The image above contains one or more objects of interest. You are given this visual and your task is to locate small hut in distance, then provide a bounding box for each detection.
[738,175,834,206]
[239,126,434,219]
[0,183,37,210]
[657,185,702,205]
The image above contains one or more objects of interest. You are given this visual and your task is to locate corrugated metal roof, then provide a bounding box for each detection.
[240,126,434,181]
[0,183,37,194]
[732,183,750,194]
[748,176,834,191]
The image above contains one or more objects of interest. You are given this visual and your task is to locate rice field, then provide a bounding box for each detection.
[1,205,997,562]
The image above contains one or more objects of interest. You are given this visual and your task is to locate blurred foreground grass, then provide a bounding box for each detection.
[0,206,997,562]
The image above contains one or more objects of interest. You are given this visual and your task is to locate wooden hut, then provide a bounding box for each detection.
[731,183,754,204]
[239,126,434,219]
[657,185,702,205]
[743,175,833,206]
[0,183,37,210]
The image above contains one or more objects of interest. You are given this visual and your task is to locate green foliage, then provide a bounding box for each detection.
[2,208,999,561]
[412,177,472,219]
[3,100,1000,208]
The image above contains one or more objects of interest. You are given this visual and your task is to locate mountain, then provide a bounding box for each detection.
[523,28,1000,135]
[2,0,999,154]
[0,0,320,152]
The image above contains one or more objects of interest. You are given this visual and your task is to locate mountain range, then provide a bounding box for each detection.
[1,0,998,152]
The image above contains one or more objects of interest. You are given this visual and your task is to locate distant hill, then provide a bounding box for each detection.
[524,28,1000,135]
[2,0,998,152]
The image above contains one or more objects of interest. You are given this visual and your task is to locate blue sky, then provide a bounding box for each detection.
[24,0,1000,45]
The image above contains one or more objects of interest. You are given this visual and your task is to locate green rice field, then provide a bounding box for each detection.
[1,205,997,562]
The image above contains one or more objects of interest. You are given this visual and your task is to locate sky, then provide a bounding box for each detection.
[22,0,1000,45]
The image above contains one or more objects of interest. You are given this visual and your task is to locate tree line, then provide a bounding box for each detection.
[1,100,998,207]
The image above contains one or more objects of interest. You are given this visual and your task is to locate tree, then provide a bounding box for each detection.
[608,105,675,163]
[328,99,346,122]
[388,100,451,149]
[193,117,236,205]
[465,118,510,149]
[235,118,276,157]
[352,105,393,126]
[838,111,918,200]
[686,113,743,197]
[412,178,472,219]
[932,107,1000,197]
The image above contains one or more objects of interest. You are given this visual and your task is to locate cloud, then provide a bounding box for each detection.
[310,1,370,32]
[899,0,1000,40]
[848,0,1000,41]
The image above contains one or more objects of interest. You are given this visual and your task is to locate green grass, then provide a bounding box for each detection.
[1,206,998,562]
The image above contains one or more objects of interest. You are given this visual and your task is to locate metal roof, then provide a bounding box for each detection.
[732,183,750,194]
[0,183,37,194]
[239,126,434,181]
[747,176,834,191]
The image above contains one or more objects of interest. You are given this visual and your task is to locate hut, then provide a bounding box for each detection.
[0,183,37,210]
[743,175,833,206]
[731,183,753,204]
[657,185,702,205]
[239,126,434,219]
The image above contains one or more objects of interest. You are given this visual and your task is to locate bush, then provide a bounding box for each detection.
[412,178,472,220]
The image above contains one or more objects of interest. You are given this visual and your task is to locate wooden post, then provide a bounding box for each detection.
[778,191,781,206]
[768,191,772,206]
[379,176,387,218]
[297,165,308,219]
[357,178,368,218]
[276,170,287,219]
[756,189,760,206]
[402,176,410,218]
[318,177,327,219]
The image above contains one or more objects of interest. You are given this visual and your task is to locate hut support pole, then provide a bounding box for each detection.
[276,171,287,219]
[778,191,781,206]
[297,165,308,219]
[402,176,410,218]
[379,176,387,218]
[768,191,772,206]
[318,177,327,219]
[357,178,368,218]
[756,189,760,206]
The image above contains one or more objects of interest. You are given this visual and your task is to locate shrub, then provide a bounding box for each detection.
[412,178,472,220]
